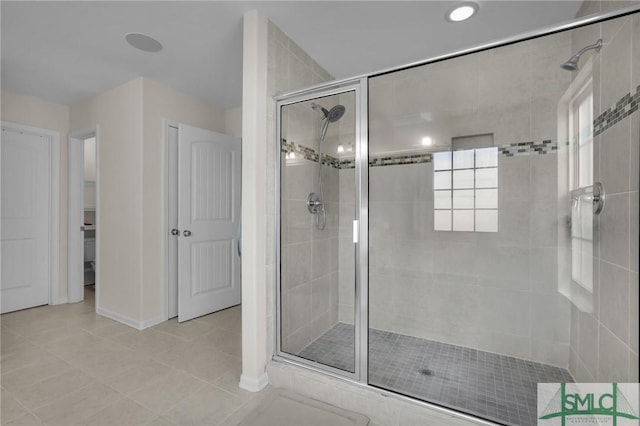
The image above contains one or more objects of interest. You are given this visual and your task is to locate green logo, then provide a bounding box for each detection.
[539,383,639,425]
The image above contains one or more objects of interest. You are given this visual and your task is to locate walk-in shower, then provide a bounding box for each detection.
[307,103,346,231]
[276,8,639,426]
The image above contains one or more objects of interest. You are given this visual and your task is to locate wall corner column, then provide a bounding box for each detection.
[239,9,269,392]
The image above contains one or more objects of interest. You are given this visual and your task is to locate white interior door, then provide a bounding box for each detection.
[1,126,51,313]
[178,124,241,322]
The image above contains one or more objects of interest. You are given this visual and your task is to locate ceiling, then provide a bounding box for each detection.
[1,1,584,109]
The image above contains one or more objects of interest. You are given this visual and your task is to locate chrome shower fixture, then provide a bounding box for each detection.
[308,102,346,230]
[311,103,346,122]
[561,38,603,71]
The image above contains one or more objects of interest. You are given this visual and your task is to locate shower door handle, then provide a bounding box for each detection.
[353,220,359,243]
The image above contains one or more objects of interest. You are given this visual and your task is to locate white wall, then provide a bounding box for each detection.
[225,107,242,138]
[70,78,145,323]
[0,91,70,303]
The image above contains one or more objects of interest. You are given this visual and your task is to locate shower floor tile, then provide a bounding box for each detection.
[297,323,574,426]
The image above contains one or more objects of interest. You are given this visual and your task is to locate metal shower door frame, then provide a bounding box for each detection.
[274,77,369,384]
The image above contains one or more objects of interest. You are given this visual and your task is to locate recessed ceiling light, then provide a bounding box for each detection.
[446,2,479,22]
[125,32,163,53]
[421,137,433,146]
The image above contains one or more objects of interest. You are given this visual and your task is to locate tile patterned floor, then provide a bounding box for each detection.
[0,287,275,426]
[298,323,574,426]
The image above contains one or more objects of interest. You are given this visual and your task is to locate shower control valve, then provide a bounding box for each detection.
[307,193,323,214]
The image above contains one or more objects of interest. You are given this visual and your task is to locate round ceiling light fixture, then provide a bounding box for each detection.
[446,2,479,22]
[125,32,163,53]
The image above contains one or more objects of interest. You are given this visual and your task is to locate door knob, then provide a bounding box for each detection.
[170,229,180,236]
[183,230,192,237]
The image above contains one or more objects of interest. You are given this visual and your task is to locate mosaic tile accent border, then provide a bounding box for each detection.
[281,139,341,168]
[594,85,640,136]
[499,139,557,157]
[281,84,639,169]
[358,139,558,169]
[282,139,559,170]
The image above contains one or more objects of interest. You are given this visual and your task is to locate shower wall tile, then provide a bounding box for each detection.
[495,197,530,247]
[575,357,596,383]
[285,324,311,355]
[477,43,532,146]
[629,272,639,353]
[498,155,530,199]
[431,242,476,277]
[632,194,639,271]
[478,288,530,336]
[285,242,310,289]
[598,324,630,381]
[285,200,312,244]
[285,161,314,201]
[530,293,571,343]
[530,154,558,201]
[529,247,559,293]
[474,330,530,360]
[310,239,332,280]
[531,340,571,367]
[577,311,599,378]
[601,18,632,113]
[630,113,639,192]
[311,275,331,319]
[288,284,311,332]
[633,14,640,90]
[475,246,530,290]
[570,306,579,352]
[311,310,333,341]
[599,260,630,343]
[630,351,639,382]
[600,118,631,194]
[599,192,630,267]
[530,198,558,248]
[331,271,339,326]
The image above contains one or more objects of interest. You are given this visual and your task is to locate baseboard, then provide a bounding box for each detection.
[239,372,269,392]
[51,297,68,305]
[96,306,166,330]
[141,315,166,329]
[96,306,143,330]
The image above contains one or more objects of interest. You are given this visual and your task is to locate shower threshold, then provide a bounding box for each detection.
[298,323,573,426]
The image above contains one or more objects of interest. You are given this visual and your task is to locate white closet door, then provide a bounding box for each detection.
[1,127,51,313]
[178,124,241,322]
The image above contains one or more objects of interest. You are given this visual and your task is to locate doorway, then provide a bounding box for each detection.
[68,131,98,305]
[165,122,242,322]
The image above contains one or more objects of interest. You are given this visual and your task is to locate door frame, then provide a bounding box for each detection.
[67,128,98,306]
[164,119,179,321]
[1,121,60,307]
[273,78,369,383]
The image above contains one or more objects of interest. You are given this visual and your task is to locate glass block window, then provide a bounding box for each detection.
[433,147,498,232]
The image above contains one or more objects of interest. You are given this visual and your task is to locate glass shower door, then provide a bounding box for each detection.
[277,88,359,375]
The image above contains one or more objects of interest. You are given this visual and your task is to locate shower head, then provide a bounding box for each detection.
[311,103,346,122]
[326,105,345,123]
[561,39,602,71]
